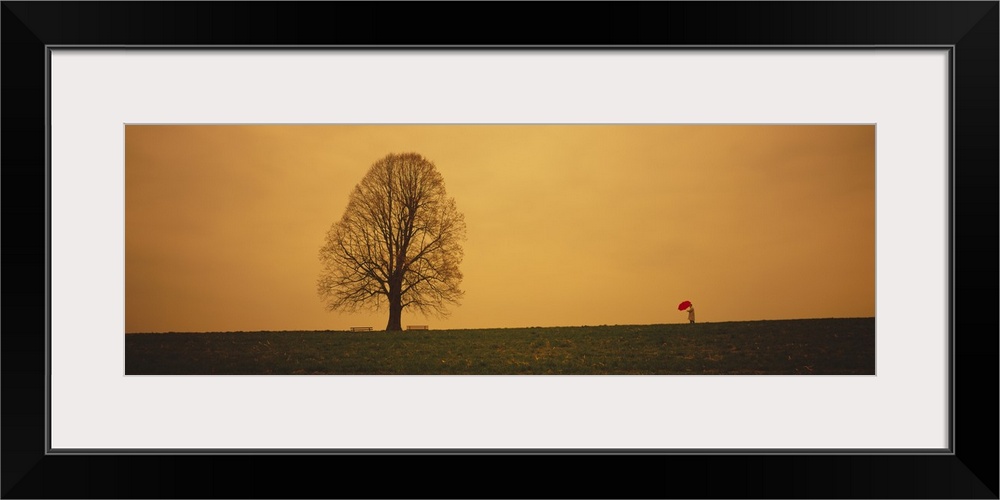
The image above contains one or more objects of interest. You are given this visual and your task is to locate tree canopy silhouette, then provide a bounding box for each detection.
[318,153,466,331]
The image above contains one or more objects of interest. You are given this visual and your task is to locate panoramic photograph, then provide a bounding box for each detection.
[124,124,875,375]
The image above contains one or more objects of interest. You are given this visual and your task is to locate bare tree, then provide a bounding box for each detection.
[318,153,466,331]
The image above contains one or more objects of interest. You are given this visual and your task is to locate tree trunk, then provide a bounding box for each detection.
[386,281,403,331]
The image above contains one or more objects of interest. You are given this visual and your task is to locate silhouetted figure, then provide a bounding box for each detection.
[687,304,695,324]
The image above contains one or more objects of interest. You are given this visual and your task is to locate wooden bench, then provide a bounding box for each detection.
[406,325,429,331]
[350,326,373,332]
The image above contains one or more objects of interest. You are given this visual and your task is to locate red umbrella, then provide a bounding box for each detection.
[677,300,692,311]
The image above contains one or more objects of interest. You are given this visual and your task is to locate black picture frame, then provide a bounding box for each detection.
[3,2,996,498]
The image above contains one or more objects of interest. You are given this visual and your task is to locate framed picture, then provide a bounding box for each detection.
[4,2,996,498]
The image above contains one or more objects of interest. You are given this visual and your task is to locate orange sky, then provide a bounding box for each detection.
[124,125,875,332]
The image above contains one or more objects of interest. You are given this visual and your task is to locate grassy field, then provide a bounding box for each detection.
[125,318,875,375]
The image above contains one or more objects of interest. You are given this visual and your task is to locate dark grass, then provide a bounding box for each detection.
[125,318,875,375]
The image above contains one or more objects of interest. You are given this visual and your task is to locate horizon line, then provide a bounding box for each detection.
[124,316,877,335]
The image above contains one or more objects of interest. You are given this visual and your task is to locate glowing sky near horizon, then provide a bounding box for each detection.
[124,125,875,332]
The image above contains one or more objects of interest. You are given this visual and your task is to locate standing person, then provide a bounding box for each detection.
[687,304,695,324]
